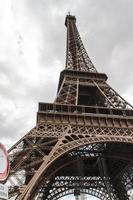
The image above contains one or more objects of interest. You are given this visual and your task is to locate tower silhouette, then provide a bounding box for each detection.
[7,14,133,200]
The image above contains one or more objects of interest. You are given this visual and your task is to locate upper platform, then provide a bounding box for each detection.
[57,69,108,92]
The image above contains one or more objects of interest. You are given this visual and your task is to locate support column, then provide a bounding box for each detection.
[98,157,119,200]
[74,159,84,200]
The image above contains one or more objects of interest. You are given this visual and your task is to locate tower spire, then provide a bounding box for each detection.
[65,14,97,72]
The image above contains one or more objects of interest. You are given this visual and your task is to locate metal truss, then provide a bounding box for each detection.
[55,73,133,109]
[5,14,133,200]
[65,14,97,72]
[37,176,118,200]
[7,120,133,199]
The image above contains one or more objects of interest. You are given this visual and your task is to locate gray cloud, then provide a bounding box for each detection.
[0,0,133,148]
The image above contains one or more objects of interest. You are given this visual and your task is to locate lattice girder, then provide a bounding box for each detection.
[65,15,97,72]
[5,14,133,200]
[7,119,133,199]
[43,176,117,200]
[36,145,132,200]
[55,69,133,109]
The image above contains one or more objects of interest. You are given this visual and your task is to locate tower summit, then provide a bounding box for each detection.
[6,15,133,200]
[65,14,97,72]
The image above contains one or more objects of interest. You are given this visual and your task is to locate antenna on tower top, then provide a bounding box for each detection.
[68,11,71,15]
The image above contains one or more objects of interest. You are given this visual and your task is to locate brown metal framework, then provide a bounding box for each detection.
[5,14,133,200]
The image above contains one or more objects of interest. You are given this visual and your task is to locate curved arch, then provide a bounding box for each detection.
[21,136,133,199]
[34,143,131,195]
[33,142,130,200]
[50,136,133,162]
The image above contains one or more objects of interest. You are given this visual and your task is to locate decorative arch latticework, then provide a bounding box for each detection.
[37,176,118,200]
[7,120,133,200]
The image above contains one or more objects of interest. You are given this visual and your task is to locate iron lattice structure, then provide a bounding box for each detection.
[5,15,133,200]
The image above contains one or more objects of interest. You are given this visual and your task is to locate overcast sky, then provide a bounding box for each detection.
[1,0,133,199]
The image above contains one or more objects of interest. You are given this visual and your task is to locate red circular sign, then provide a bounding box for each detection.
[0,143,10,181]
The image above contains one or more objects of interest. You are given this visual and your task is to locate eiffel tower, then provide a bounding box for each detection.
[6,14,133,200]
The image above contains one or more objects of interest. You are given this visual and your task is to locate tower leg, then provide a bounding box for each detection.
[98,157,119,200]
[113,179,128,200]
[113,168,133,200]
